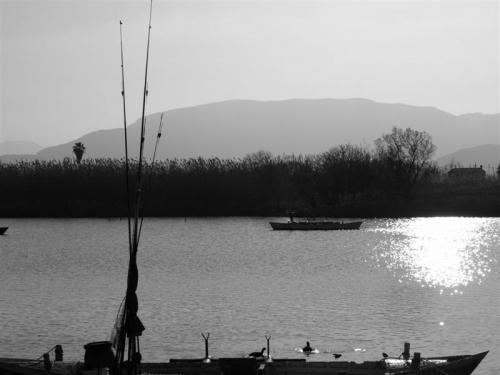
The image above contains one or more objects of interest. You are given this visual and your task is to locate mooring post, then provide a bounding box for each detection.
[202,333,210,363]
[43,353,52,372]
[411,352,421,370]
[402,342,410,360]
[265,335,272,362]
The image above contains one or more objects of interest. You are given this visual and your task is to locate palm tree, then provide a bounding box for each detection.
[72,142,86,164]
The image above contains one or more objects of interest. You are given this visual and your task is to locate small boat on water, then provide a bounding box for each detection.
[270,220,362,230]
[270,213,362,230]
[0,227,8,235]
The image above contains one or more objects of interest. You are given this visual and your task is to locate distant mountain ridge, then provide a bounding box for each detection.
[436,144,500,172]
[2,98,499,162]
[0,141,42,156]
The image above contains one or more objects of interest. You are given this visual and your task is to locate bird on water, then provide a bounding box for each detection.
[303,341,313,353]
[248,348,266,358]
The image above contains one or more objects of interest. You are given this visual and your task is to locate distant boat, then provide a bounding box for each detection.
[270,220,362,230]
[270,213,362,230]
[0,227,8,235]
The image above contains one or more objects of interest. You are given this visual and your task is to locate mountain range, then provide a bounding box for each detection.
[1,99,499,164]
[0,140,42,156]
[436,144,500,170]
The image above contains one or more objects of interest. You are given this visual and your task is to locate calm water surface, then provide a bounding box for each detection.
[0,217,498,374]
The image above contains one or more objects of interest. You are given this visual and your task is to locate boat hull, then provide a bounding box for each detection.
[0,351,487,375]
[270,221,362,230]
[138,351,488,375]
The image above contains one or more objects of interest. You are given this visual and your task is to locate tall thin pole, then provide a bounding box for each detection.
[125,1,153,374]
[132,0,153,251]
[138,113,164,240]
[119,20,132,256]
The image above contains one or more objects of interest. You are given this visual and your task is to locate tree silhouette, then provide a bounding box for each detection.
[72,142,86,164]
[375,127,436,197]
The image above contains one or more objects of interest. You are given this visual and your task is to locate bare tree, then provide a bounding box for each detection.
[319,144,372,202]
[375,127,436,197]
[72,142,86,164]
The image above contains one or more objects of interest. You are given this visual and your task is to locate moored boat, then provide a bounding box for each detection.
[270,219,362,230]
[0,349,488,375]
[144,350,488,375]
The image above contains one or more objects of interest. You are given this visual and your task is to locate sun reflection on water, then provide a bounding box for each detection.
[372,217,497,289]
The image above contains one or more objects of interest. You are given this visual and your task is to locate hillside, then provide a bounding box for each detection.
[2,99,499,162]
[0,141,42,156]
[436,144,500,171]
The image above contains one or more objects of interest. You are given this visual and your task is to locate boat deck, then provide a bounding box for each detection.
[0,351,488,375]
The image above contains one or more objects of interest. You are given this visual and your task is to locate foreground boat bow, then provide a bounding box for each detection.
[137,350,489,375]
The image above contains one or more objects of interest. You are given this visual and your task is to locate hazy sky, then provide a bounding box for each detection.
[1,0,499,147]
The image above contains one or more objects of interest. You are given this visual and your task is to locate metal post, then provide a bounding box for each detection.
[402,342,410,360]
[202,333,210,363]
[265,335,272,362]
[411,352,421,370]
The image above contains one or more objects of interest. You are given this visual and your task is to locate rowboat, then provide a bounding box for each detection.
[0,349,489,375]
[142,350,489,375]
[270,220,362,230]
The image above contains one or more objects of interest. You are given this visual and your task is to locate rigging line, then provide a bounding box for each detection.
[132,0,153,254]
[120,20,132,256]
[138,113,164,241]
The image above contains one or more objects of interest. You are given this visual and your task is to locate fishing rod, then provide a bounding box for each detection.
[112,19,133,375]
[119,20,132,256]
[131,0,153,254]
[138,113,164,240]
[123,1,153,374]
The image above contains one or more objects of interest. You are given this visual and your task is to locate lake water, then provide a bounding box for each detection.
[0,217,498,374]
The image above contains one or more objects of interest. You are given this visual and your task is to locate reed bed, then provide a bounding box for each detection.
[1,152,499,217]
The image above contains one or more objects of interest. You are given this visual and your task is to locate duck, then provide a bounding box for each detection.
[302,341,313,353]
[248,348,266,358]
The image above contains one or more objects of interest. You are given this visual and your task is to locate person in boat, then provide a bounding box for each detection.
[302,341,313,353]
[248,348,266,358]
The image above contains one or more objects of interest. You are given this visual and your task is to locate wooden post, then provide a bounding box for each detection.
[43,353,52,372]
[411,352,421,370]
[202,333,210,363]
[402,342,410,360]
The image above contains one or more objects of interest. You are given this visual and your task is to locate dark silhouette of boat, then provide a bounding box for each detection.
[0,227,8,235]
[0,348,489,375]
[270,220,362,230]
[149,350,488,375]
